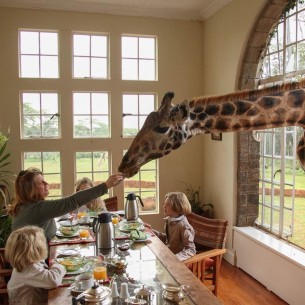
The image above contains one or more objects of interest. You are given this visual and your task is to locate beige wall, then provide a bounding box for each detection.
[0,0,269,246]
[0,7,204,231]
[201,0,267,257]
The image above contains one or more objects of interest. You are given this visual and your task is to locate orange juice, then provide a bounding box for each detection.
[93,266,107,280]
[79,229,90,239]
[77,211,86,219]
[112,216,119,225]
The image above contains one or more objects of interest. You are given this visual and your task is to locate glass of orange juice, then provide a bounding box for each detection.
[93,263,107,281]
[79,229,90,239]
[112,214,119,226]
[77,211,86,219]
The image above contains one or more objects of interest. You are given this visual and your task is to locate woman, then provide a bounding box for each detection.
[5,225,66,305]
[75,177,107,212]
[8,167,123,241]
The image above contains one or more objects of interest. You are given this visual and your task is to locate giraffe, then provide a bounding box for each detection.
[118,80,305,178]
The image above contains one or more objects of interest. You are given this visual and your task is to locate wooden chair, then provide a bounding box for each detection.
[104,196,118,212]
[0,248,12,305]
[183,213,228,296]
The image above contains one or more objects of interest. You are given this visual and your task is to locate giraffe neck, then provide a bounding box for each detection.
[186,87,305,134]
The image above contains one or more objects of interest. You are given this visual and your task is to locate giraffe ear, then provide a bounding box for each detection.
[159,92,174,118]
[169,99,190,123]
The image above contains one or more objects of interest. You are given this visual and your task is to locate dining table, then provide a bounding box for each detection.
[48,218,224,305]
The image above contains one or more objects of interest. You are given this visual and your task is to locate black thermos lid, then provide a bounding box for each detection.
[98,212,112,223]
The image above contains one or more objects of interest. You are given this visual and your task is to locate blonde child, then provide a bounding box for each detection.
[5,225,66,305]
[150,192,196,261]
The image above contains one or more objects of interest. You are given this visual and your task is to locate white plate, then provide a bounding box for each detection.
[65,263,91,275]
[56,231,79,238]
[118,221,144,232]
[58,220,79,227]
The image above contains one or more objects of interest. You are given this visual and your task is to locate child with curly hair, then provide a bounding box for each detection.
[5,225,66,305]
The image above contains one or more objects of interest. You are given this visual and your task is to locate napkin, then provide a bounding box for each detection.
[130,229,147,241]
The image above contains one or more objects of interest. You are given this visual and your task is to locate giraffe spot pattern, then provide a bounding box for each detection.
[190,112,197,120]
[193,106,204,113]
[205,104,219,115]
[154,126,170,134]
[198,112,208,120]
[287,111,301,124]
[215,119,230,130]
[246,107,259,116]
[287,89,305,108]
[235,101,251,115]
[258,96,280,109]
[205,119,213,129]
[221,103,235,116]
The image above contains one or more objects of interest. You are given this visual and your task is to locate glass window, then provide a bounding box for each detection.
[75,151,110,188]
[257,2,305,249]
[73,33,109,79]
[122,36,157,81]
[21,92,60,138]
[122,93,156,137]
[23,151,62,198]
[73,92,110,138]
[19,30,59,78]
[123,155,158,214]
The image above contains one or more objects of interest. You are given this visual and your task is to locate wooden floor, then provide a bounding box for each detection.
[217,260,288,305]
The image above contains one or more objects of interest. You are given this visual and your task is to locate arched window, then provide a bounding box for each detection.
[238,0,305,250]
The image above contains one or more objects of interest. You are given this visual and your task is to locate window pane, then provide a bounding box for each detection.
[74,35,90,56]
[73,92,109,138]
[41,55,58,78]
[139,38,155,59]
[19,30,59,78]
[23,151,62,198]
[122,59,138,80]
[92,36,107,57]
[20,31,39,54]
[21,92,60,139]
[91,57,107,78]
[74,57,90,78]
[40,32,58,55]
[122,37,138,58]
[139,59,155,80]
[20,55,39,78]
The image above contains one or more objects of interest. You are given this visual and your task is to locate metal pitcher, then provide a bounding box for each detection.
[93,212,114,250]
[124,193,144,221]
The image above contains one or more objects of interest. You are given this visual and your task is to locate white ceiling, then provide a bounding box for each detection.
[0,0,233,21]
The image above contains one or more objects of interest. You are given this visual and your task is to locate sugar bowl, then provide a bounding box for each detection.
[162,283,189,303]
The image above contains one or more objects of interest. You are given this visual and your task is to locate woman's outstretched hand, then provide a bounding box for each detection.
[105,173,124,189]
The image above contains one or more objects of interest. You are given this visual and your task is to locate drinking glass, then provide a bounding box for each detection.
[112,214,119,226]
[93,262,107,281]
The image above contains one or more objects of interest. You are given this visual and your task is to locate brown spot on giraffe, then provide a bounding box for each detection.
[118,80,305,177]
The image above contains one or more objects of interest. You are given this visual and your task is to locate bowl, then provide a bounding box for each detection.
[59,225,79,236]
[56,257,88,272]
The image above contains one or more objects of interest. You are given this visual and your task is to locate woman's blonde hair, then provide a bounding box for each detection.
[8,167,43,216]
[75,177,104,212]
[165,192,192,215]
[5,225,47,272]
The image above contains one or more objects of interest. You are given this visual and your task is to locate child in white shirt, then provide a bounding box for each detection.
[5,225,66,305]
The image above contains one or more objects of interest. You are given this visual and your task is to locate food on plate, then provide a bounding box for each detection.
[56,257,88,272]
[130,229,147,241]
[119,221,144,232]
[59,225,79,236]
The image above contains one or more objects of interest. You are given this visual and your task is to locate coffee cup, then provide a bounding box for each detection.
[74,272,94,291]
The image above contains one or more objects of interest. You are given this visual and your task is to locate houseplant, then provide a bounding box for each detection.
[0,130,15,247]
[179,181,214,218]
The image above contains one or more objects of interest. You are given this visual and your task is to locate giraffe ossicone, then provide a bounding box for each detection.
[118,80,305,178]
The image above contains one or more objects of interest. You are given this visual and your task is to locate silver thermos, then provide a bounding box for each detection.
[125,193,144,221]
[93,212,114,250]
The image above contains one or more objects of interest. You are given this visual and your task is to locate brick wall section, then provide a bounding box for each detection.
[237,0,288,226]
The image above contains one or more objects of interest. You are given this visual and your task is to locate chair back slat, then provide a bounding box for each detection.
[104,196,118,212]
[186,213,228,249]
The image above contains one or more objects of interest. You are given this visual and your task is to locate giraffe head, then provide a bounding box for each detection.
[118,92,190,178]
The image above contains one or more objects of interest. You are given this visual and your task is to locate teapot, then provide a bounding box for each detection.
[124,193,144,221]
[72,284,112,305]
[93,212,114,250]
[162,283,189,303]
